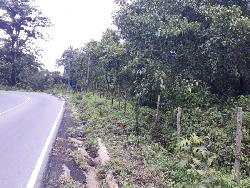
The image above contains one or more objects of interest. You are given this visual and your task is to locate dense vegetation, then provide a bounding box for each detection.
[55,0,250,187]
[59,0,250,98]
[0,0,249,187]
[66,92,250,187]
[0,0,64,90]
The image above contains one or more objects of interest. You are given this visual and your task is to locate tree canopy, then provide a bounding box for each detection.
[58,0,250,103]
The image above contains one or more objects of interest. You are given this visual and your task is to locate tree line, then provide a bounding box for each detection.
[58,0,250,105]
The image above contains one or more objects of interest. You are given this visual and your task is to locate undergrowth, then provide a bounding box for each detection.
[69,92,250,188]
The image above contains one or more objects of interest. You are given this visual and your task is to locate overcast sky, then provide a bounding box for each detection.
[34,0,117,71]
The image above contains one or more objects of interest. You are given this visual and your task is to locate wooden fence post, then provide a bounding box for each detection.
[117,85,121,110]
[234,107,243,182]
[92,83,95,96]
[176,107,182,142]
[124,92,127,113]
[111,97,114,106]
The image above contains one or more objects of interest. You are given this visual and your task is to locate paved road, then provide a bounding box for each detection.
[0,91,64,188]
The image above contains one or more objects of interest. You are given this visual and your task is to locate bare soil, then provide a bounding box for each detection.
[41,101,119,188]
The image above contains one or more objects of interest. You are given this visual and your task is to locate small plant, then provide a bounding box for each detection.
[123,180,133,188]
[69,150,88,171]
[176,134,217,186]
[59,177,84,188]
[76,94,83,100]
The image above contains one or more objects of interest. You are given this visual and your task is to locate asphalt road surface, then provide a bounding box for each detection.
[0,91,64,188]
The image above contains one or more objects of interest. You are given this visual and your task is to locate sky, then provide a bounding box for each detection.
[34,0,117,71]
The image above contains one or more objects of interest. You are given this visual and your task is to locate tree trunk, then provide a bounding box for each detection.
[105,75,110,93]
[239,76,245,95]
[234,107,243,182]
[134,96,140,136]
[154,95,161,129]
[118,85,121,110]
[153,95,161,136]
[176,107,182,142]
[10,47,17,86]
[10,65,17,86]
[86,56,90,92]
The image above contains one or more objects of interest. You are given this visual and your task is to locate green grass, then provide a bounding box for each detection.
[69,92,250,188]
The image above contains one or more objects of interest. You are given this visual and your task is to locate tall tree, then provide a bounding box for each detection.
[0,0,51,85]
[56,46,77,90]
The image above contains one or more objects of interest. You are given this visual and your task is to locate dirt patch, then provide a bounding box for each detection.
[65,160,86,183]
[60,164,71,181]
[86,167,100,188]
[106,170,119,188]
[97,138,110,165]
[41,104,86,188]
[83,137,119,188]
[96,139,119,188]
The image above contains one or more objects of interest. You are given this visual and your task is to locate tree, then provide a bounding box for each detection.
[97,29,127,95]
[28,69,64,91]
[56,46,78,90]
[114,0,250,98]
[0,0,51,85]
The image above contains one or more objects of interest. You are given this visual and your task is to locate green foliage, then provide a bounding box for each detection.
[114,0,250,97]
[59,176,83,188]
[46,86,67,96]
[70,93,250,187]
[0,0,51,87]
[122,180,133,188]
[71,93,173,187]
[69,150,88,171]
[176,134,217,187]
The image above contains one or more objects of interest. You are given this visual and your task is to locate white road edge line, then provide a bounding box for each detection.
[0,97,31,116]
[26,101,65,188]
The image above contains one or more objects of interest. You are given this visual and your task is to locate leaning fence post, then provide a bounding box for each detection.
[234,107,243,182]
[176,107,182,142]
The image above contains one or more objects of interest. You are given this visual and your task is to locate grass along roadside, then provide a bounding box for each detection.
[69,92,174,187]
[43,90,249,187]
[68,92,250,188]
